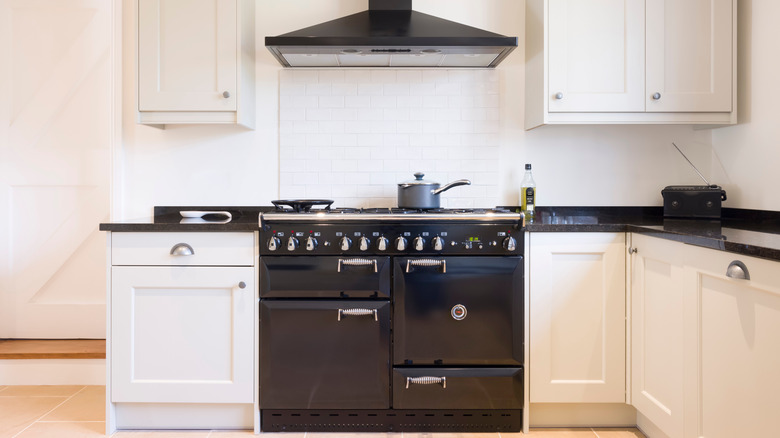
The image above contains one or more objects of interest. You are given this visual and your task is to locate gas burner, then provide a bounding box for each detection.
[271,199,334,213]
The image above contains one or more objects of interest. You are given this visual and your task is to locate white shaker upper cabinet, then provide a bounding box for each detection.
[137,0,255,128]
[547,0,645,113]
[645,0,733,113]
[525,0,736,128]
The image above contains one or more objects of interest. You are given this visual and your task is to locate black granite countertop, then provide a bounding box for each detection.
[100,206,780,262]
[98,206,274,232]
[526,207,780,262]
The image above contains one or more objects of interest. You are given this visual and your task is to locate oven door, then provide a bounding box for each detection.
[393,256,523,366]
[260,256,390,298]
[260,299,390,409]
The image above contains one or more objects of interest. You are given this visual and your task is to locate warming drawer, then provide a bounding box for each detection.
[260,256,390,298]
[392,367,523,410]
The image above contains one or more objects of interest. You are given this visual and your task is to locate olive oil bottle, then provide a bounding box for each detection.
[520,163,536,222]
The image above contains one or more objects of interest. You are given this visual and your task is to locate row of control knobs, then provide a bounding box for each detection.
[267,235,517,252]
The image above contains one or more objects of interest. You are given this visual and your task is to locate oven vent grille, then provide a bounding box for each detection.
[262,409,522,432]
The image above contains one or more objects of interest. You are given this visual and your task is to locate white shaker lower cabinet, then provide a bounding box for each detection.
[111,266,254,403]
[630,234,685,438]
[629,234,780,438]
[107,232,257,432]
[529,232,626,403]
[680,245,780,438]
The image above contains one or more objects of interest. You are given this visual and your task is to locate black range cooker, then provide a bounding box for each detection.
[258,201,525,432]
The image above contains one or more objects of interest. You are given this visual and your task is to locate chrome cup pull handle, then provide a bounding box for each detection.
[337,258,378,273]
[406,376,447,389]
[337,308,378,322]
[726,260,750,280]
[405,259,447,273]
[170,243,194,256]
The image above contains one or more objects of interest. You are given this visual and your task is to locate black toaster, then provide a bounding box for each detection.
[662,185,727,219]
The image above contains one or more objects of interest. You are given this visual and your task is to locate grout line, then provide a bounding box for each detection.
[10,385,88,438]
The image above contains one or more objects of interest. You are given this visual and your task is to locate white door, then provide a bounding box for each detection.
[137,0,237,111]
[630,234,684,438]
[530,232,626,403]
[0,0,111,338]
[548,0,645,112]
[111,266,254,403]
[682,247,780,438]
[645,0,733,112]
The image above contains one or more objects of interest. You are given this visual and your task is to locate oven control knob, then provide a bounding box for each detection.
[431,236,445,251]
[395,236,408,251]
[267,237,281,251]
[413,236,426,251]
[305,236,318,251]
[339,236,352,251]
[376,236,389,251]
[503,236,517,252]
[358,236,371,251]
[286,236,299,251]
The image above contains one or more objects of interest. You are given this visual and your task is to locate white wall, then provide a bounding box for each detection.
[711,0,780,211]
[119,0,725,219]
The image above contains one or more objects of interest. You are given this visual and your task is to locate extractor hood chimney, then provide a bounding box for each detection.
[265,0,517,68]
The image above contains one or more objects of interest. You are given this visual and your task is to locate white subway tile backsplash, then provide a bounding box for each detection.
[396,70,422,83]
[306,84,332,96]
[280,69,500,208]
[345,95,371,108]
[319,96,345,108]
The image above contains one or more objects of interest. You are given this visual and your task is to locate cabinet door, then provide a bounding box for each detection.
[682,247,780,438]
[548,0,645,112]
[530,233,626,403]
[138,0,237,111]
[646,0,733,112]
[630,234,684,438]
[111,266,254,403]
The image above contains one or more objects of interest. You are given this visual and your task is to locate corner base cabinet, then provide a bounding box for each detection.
[137,0,255,128]
[106,232,258,433]
[630,233,780,438]
[525,0,736,128]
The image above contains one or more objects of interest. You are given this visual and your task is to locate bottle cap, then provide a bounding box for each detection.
[525,163,532,170]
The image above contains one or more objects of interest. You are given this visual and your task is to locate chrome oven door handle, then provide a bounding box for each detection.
[337,258,378,273]
[337,308,378,322]
[405,376,447,389]
[405,259,446,273]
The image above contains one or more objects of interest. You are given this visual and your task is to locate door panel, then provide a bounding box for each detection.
[548,0,645,112]
[393,256,523,366]
[260,299,391,409]
[260,256,390,298]
[646,0,733,112]
[393,367,523,410]
[0,0,111,337]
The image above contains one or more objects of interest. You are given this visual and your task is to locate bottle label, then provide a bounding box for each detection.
[525,187,535,209]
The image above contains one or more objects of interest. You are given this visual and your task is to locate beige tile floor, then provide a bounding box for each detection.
[0,386,646,438]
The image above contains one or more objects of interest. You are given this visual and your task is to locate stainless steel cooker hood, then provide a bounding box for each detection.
[265,0,517,68]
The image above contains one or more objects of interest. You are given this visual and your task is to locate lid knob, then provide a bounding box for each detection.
[414,172,424,180]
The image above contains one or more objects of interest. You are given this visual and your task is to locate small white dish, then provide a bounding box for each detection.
[179,210,232,220]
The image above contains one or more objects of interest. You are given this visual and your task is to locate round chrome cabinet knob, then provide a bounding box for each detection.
[267,237,281,251]
[503,236,517,252]
[286,236,299,251]
[305,236,318,251]
[554,92,564,100]
[431,236,444,251]
[652,92,662,100]
[376,236,389,251]
[395,237,408,251]
[413,236,426,251]
[339,236,352,251]
[359,236,371,251]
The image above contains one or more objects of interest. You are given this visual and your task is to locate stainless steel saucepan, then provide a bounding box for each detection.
[397,172,471,209]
